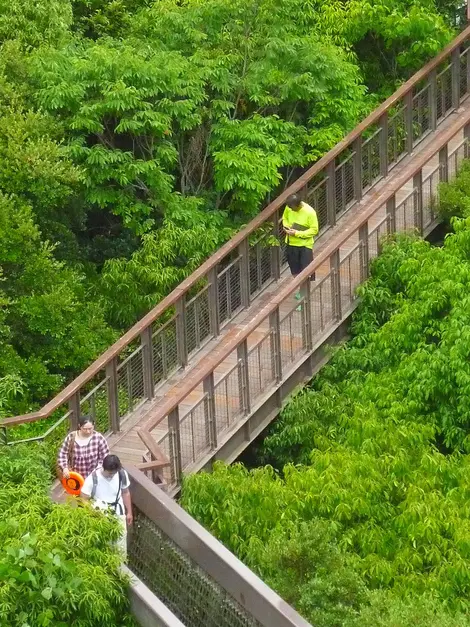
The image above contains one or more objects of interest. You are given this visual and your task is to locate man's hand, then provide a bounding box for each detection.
[126,511,133,526]
[285,228,296,236]
[63,467,70,479]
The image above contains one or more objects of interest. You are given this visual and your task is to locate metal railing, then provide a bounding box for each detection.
[137,110,470,493]
[126,465,311,627]
[2,26,470,444]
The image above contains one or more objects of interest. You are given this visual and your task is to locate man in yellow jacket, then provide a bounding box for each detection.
[282,194,319,296]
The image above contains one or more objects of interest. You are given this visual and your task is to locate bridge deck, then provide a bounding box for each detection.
[107,108,467,477]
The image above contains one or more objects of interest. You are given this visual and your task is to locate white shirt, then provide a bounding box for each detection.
[75,434,92,447]
[82,468,130,514]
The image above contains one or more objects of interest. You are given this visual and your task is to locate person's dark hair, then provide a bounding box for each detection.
[103,454,121,472]
[286,194,301,209]
[78,415,95,428]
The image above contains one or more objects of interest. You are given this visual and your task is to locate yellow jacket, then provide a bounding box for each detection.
[282,201,319,249]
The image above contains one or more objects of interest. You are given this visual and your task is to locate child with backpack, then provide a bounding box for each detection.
[81,454,133,557]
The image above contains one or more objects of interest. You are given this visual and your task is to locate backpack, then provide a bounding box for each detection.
[90,469,126,515]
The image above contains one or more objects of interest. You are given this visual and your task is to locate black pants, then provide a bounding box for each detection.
[286,245,315,279]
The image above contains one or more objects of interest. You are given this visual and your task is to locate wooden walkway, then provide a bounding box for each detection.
[107,107,468,475]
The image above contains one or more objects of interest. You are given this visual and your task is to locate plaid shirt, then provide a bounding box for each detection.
[57,432,110,478]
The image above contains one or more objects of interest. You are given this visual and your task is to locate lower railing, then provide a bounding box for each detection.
[126,466,311,627]
[138,109,470,493]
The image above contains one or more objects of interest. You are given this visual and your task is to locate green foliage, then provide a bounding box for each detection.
[30,38,207,234]
[0,0,72,49]
[0,109,83,258]
[346,592,470,627]
[0,441,51,484]
[71,0,150,39]
[262,521,368,627]
[347,0,453,92]
[0,192,115,415]
[101,203,233,326]
[0,444,136,626]
[438,159,470,220]
[181,163,470,624]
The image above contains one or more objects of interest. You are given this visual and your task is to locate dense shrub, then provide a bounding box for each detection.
[0,444,136,626]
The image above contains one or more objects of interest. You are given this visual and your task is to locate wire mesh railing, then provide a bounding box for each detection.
[3,27,470,449]
[127,466,311,627]
[214,362,244,433]
[217,255,243,327]
[362,125,383,191]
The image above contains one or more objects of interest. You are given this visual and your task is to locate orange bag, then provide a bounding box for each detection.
[61,471,85,495]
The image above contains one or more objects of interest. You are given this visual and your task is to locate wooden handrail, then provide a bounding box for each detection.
[3,25,470,429]
[136,460,170,471]
[141,107,470,433]
[137,428,169,463]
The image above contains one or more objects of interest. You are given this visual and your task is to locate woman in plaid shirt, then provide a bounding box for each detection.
[57,415,110,479]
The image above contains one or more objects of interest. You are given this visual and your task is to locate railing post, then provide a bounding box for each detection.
[353,136,363,202]
[175,297,188,369]
[452,48,461,111]
[301,279,313,351]
[141,326,154,401]
[326,161,336,227]
[68,392,81,430]
[439,145,449,182]
[467,45,470,97]
[464,123,470,159]
[238,340,252,441]
[379,113,388,177]
[269,307,282,383]
[330,250,342,321]
[359,223,369,282]
[237,340,251,416]
[413,170,424,234]
[405,89,414,154]
[207,266,220,338]
[203,373,217,450]
[168,407,183,488]
[429,69,438,131]
[239,238,251,309]
[271,209,282,281]
[106,358,120,432]
[387,195,396,234]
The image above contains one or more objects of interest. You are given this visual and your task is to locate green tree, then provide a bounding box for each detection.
[0,0,72,49]
[262,521,368,627]
[71,0,150,39]
[30,39,207,235]
[346,592,470,627]
[0,109,83,260]
[0,192,115,415]
[100,202,233,326]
